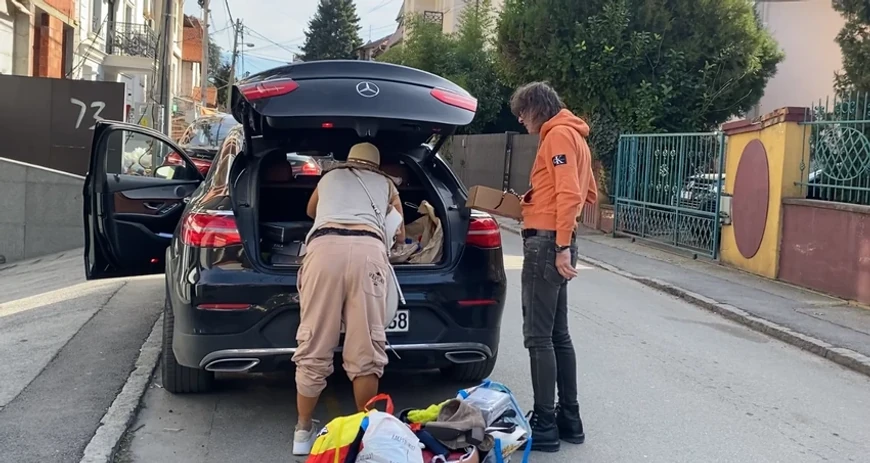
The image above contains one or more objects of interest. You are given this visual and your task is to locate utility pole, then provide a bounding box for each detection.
[161,0,175,136]
[200,0,210,109]
[225,19,241,108]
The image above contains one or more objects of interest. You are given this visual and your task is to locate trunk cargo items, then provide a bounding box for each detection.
[390,201,443,264]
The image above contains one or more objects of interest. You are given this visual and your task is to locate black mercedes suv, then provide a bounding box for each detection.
[82,60,507,393]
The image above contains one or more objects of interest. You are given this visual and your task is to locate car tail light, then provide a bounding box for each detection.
[466,217,501,248]
[300,161,320,176]
[431,88,478,112]
[164,152,184,166]
[238,78,299,101]
[196,303,251,311]
[181,211,242,248]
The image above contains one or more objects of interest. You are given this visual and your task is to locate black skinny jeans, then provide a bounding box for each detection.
[521,234,579,415]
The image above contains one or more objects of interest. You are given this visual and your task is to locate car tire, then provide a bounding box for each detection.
[161,296,214,394]
[441,351,498,383]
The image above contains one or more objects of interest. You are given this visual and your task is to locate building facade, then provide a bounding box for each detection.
[1,0,77,78]
[389,0,504,49]
[751,0,847,117]
[72,0,162,125]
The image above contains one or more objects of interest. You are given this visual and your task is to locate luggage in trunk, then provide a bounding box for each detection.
[260,221,313,244]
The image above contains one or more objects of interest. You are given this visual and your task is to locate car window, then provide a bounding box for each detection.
[185,117,238,149]
[104,129,199,181]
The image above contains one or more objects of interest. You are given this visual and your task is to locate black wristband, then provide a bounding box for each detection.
[555,245,570,253]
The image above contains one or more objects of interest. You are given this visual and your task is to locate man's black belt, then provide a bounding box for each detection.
[308,227,381,243]
[522,229,576,241]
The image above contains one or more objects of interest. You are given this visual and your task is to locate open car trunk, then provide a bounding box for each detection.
[226,60,480,270]
[255,150,448,268]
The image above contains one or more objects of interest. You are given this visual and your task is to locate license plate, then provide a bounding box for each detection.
[340,310,409,333]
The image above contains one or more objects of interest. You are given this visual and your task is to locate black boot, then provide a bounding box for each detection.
[556,404,586,444]
[523,409,560,453]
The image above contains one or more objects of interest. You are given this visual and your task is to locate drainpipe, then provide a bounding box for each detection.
[160,0,174,135]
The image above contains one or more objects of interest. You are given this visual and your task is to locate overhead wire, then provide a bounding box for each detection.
[66,16,109,77]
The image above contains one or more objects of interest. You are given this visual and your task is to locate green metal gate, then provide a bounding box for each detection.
[612,132,726,258]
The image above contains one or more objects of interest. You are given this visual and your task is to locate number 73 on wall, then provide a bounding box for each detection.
[70,98,106,130]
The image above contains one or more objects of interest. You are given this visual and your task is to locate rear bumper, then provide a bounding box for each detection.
[172,312,501,372]
[166,242,507,372]
[196,342,494,373]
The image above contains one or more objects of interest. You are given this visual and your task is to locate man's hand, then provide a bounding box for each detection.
[556,248,578,280]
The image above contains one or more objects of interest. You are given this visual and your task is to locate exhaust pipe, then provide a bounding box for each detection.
[444,351,488,364]
[204,358,260,372]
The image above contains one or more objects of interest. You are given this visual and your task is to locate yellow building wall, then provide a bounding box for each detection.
[719,119,809,278]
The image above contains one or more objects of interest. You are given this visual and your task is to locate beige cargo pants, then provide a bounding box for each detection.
[292,234,390,398]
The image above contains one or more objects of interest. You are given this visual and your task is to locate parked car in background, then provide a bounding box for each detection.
[82,60,507,394]
[286,152,333,177]
[163,113,239,175]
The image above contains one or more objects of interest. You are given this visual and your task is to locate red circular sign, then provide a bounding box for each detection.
[732,139,770,259]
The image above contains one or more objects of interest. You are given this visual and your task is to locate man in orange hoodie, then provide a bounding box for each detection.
[510,82,598,453]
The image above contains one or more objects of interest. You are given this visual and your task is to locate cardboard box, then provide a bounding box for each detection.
[466,185,523,220]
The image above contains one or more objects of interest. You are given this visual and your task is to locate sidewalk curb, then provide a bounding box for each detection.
[499,223,870,378]
[79,314,163,463]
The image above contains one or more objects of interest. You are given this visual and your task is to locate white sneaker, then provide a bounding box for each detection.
[292,420,320,456]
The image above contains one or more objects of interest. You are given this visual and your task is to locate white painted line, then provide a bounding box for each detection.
[79,314,163,463]
[0,281,121,318]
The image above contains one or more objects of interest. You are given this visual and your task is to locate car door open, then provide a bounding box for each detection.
[83,121,204,280]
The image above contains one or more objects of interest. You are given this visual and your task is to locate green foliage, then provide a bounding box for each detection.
[301,0,363,61]
[496,0,783,179]
[212,62,233,110]
[208,40,223,79]
[378,0,506,133]
[833,0,870,93]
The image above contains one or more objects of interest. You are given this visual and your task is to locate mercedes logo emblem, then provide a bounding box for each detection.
[356,81,380,98]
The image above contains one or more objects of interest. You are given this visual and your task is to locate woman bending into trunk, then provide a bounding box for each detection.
[291,142,404,456]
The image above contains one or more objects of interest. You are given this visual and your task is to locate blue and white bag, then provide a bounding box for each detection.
[457,380,532,463]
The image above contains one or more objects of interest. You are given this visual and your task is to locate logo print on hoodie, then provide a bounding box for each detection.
[552,154,568,166]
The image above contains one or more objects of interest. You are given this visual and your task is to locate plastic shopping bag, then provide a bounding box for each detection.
[355,411,424,463]
[307,394,394,463]
[458,380,532,463]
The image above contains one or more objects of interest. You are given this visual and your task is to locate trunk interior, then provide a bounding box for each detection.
[256,151,447,268]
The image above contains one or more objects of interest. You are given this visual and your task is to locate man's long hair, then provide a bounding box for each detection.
[510,82,566,131]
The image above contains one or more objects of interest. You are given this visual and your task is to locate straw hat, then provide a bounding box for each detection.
[346,142,381,169]
[326,142,397,184]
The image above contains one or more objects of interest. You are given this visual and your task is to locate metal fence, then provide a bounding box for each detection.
[612,132,726,258]
[106,22,158,58]
[798,92,870,206]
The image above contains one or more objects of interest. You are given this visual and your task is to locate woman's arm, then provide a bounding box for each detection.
[306,187,319,219]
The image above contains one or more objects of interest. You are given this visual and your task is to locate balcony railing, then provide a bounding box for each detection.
[106,22,158,59]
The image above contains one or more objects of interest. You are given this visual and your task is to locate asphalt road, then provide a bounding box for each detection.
[0,250,164,463]
[115,231,870,463]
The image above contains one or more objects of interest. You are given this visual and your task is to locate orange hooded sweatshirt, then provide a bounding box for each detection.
[521,109,599,246]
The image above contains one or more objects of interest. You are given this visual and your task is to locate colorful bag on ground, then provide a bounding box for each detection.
[306,394,394,463]
[457,380,532,463]
[355,410,424,463]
